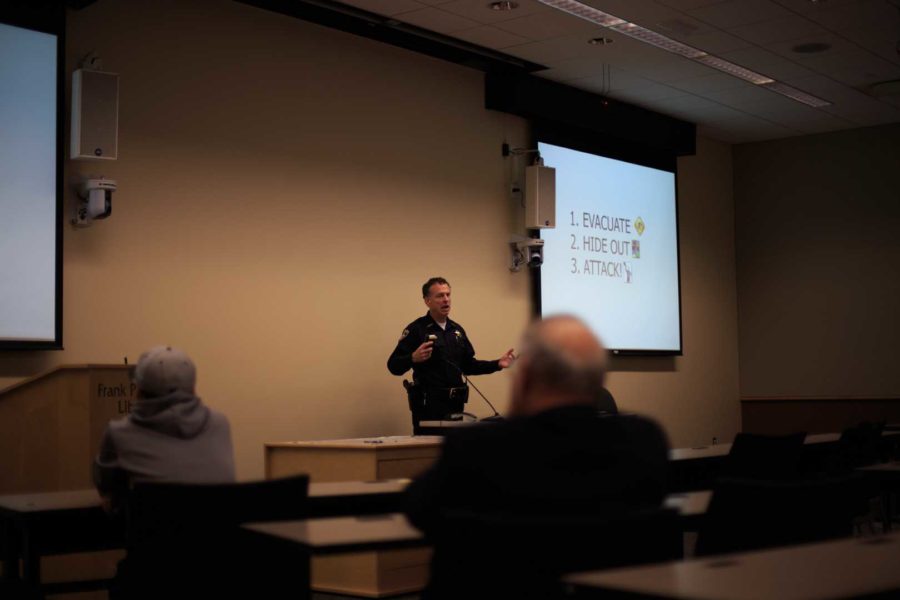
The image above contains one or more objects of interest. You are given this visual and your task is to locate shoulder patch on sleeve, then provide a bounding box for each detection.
[400,328,410,340]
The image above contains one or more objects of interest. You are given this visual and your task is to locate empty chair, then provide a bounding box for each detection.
[839,421,887,468]
[695,475,862,556]
[116,474,310,599]
[423,508,682,600]
[720,432,806,481]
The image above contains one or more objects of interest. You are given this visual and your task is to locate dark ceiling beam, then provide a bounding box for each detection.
[236,0,545,75]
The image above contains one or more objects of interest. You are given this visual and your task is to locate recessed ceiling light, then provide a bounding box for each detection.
[792,42,831,54]
[588,37,613,45]
[488,1,518,11]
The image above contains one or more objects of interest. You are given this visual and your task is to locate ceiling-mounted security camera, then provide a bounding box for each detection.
[510,238,544,272]
[73,178,115,227]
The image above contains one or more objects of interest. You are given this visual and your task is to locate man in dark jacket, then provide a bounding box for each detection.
[404,315,670,598]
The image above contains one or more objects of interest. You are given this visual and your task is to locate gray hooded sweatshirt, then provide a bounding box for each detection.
[94,390,235,495]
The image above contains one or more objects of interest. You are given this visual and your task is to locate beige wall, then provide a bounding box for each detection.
[609,135,741,447]
[0,0,740,479]
[734,123,900,398]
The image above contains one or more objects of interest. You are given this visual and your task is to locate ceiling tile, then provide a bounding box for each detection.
[591,0,715,34]
[662,29,754,54]
[740,98,842,125]
[764,32,858,62]
[768,0,864,15]
[810,55,900,88]
[697,125,759,144]
[667,72,756,94]
[729,15,831,45]
[702,83,791,109]
[502,34,596,63]
[841,27,900,66]
[687,0,793,29]
[696,124,746,143]
[494,9,606,40]
[711,49,816,81]
[583,67,654,92]
[789,115,858,134]
[702,115,799,141]
[792,0,900,32]
[786,74,900,124]
[605,80,690,102]
[395,7,481,32]
[438,0,550,24]
[450,25,532,48]
[648,94,739,120]
[337,0,425,16]
[537,55,614,81]
[657,0,737,10]
[620,53,717,82]
[668,101,753,123]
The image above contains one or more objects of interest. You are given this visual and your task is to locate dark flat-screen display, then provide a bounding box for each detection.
[0,13,62,349]
[538,141,682,355]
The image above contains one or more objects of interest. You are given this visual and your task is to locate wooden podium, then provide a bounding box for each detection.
[266,436,443,597]
[0,365,134,495]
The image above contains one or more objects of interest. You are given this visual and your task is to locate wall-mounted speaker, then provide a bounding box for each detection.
[525,165,555,229]
[70,68,118,160]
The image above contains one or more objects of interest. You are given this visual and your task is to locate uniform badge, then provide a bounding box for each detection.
[454,330,462,339]
[400,328,409,340]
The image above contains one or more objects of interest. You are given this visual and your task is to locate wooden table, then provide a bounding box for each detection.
[0,489,122,596]
[0,480,410,597]
[244,513,425,555]
[565,533,900,599]
[266,436,443,482]
[265,436,442,597]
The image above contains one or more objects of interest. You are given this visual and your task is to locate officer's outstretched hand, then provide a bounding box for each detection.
[498,348,516,369]
[412,341,434,363]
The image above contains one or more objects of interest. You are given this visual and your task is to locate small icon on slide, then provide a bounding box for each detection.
[631,240,640,259]
[635,217,645,236]
[624,262,633,284]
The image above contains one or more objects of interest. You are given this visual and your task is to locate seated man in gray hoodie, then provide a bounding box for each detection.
[94,345,235,511]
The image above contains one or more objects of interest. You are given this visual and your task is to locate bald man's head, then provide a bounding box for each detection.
[509,315,608,417]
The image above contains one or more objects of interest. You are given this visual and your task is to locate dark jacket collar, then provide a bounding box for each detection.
[424,312,456,330]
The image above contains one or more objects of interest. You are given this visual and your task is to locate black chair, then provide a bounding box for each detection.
[695,475,863,556]
[423,507,681,600]
[720,432,806,481]
[116,474,310,599]
[839,421,887,468]
[595,387,618,416]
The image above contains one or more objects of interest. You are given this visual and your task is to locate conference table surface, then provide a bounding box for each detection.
[564,532,900,600]
[667,432,846,461]
[0,479,411,589]
[0,479,411,516]
[244,513,424,555]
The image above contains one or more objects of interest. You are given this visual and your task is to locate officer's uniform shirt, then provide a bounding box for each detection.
[387,312,500,389]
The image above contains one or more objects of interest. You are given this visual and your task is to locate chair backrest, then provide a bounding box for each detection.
[424,508,681,600]
[596,387,618,416]
[119,474,310,599]
[695,475,861,557]
[839,421,886,467]
[721,432,806,481]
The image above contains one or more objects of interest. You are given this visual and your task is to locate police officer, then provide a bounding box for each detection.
[388,277,515,431]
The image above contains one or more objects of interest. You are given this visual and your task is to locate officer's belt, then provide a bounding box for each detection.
[422,386,468,404]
